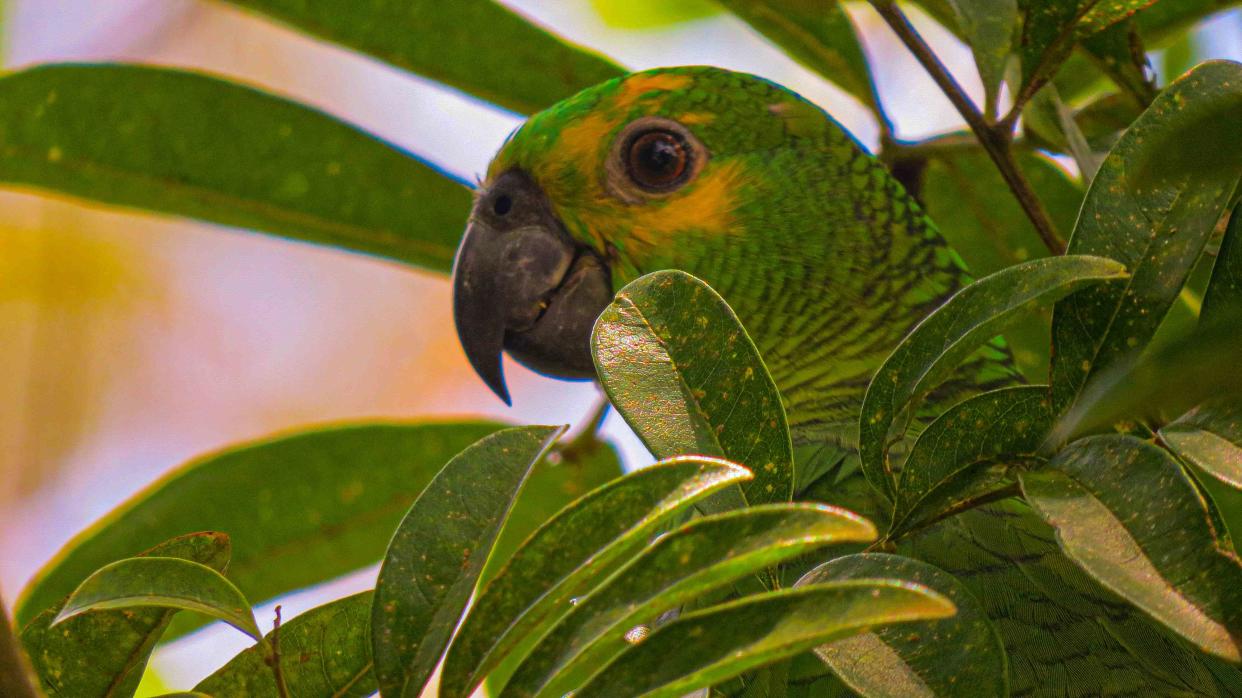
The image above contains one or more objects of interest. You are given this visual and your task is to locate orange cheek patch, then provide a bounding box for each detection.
[622,159,749,249]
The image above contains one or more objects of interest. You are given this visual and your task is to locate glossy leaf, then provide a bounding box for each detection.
[1201,203,1242,329]
[716,0,879,114]
[1018,0,1154,95]
[1021,435,1242,662]
[574,581,955,697]
[0,64,471,272]
[440,456,750,698]
[858,255,1127,497]
[593,270,794,506]
[947,0,1018,113]
[17,421,501,635]
[19,533,229,698]
[891,385,1052,537]
[54,557,260,641]
[219,0,623,115]
[1162,399,1242,489]
[196,592,375,698]
[371,425,563,698]
[506,504,877,697]
[1050,60,1242,413]
[916,143,1084,378]
[799,553,1007,698]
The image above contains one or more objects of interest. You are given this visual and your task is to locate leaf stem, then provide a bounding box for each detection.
[266,605,291,698]
[868,0,1067,255]
[891,482,1024,541]
[0,594,41,698]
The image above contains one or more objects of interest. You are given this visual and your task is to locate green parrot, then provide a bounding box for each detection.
[452,67,1240,695]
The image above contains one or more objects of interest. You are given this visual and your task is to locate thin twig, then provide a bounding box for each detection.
[266,605,291,698]
[868,0,1067,255]
[0,594,41,698]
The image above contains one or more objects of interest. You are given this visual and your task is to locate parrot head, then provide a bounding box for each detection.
[453,66,868,404]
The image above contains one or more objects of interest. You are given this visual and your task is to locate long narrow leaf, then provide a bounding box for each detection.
[52,557,261,641]
[859,255,1126,497]
[574,581,954,698]
[0,64,472,272]
[371,425,563,698]
[219,0,624,115]
[440,457,751,698]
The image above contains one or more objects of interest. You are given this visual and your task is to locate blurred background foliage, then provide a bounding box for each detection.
[0,0,1238,690]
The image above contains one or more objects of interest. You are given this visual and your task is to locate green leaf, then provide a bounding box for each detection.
[858,255,1127,498]
[915,142,1084,379]
[53,557,261,641]
[16,421,502,636]
[1050,60,1242,413]
[482,436,625,585]
[946,0,1018,114]
[219,0,623,115]
[1162,399,1242,490]
[1202,204,1242,329]
[593,270,794,506]
[1018,0,1155,96]
[574,581,955,697]
[371,425,563,698]
[506,503,877,697]
[0,64,471,273]
[1021,435,1242,662]
[798,553,1008,698]
[891,385,1052,537]
[440,456,750,698]
[19,533,229,698]
[1050,313,1242,441]
[714,0,880,115]
[196,592,375,698]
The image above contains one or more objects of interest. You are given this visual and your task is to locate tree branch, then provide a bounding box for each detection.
[868,0,1067,255]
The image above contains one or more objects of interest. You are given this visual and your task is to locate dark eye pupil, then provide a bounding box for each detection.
[628,131,688,189]
[493,193,512,216]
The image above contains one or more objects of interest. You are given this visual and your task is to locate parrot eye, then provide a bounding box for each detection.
[606,116,706,202]
[625,130,689,190]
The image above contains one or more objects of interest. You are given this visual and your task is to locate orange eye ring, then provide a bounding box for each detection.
[624,129,691,191]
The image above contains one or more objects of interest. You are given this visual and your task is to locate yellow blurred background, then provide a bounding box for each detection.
[0,0,1237,689]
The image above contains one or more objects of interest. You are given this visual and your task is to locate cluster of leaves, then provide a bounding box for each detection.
[1,0,1241,696]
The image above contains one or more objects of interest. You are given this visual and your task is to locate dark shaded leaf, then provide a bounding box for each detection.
[440,456,750,698]
[1018,0,1155,95]
[1021,435,1242,661]
[574,581,955,697]
[197,592,375,698]
[0,64,471,272]
[1163,399,1242,490]
[715,1,879,115]
[593,270,794,506]
[891,385,1052,537]
[798,553,1008,697]
[1080,20,1156,107]
[19,533,229,698]
[1050,60,1242,413]
[946,0,1018,114]
[1051,314,1242,441]
[17,421,501,636]
[859,255,1126,498]
[53,557,261,641]
[506,504,877,697]
[371,425,563,698]
[219,0,623,115]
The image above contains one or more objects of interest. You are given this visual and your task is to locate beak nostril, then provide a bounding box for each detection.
[493,194,513,216]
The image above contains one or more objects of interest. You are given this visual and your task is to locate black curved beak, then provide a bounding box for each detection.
[452,170,612,405]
